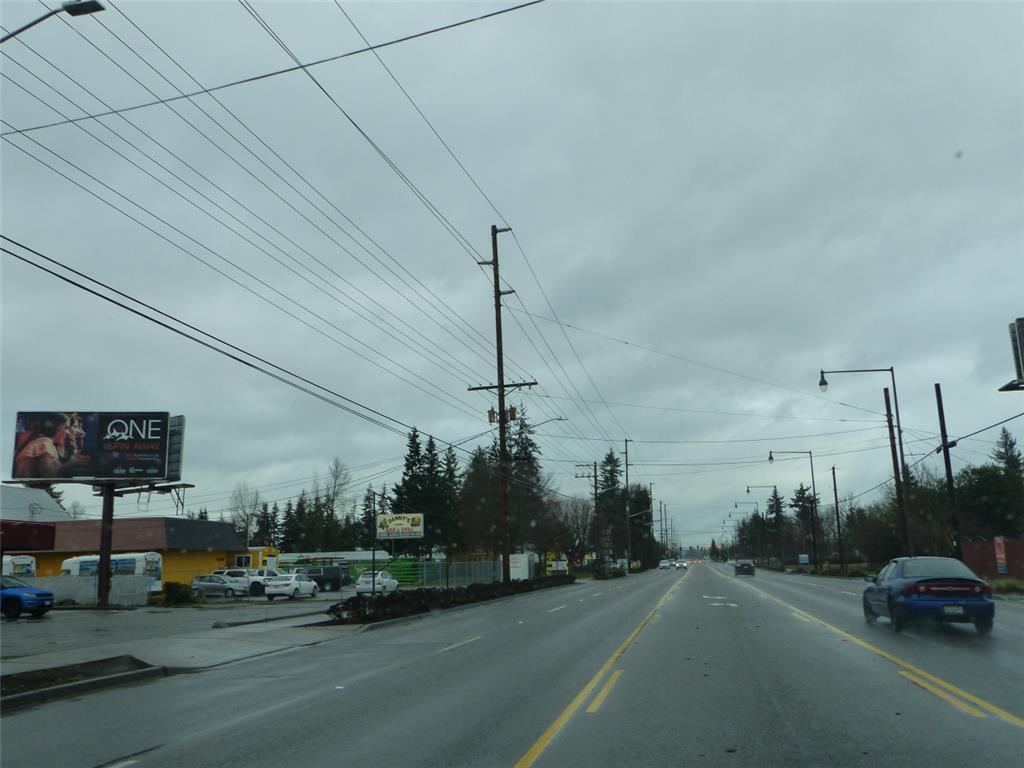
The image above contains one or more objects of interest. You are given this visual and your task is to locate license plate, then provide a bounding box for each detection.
[943,605,964,616]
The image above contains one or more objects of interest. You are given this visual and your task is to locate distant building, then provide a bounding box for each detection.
[0,485,72,522]
[9,516,246,586]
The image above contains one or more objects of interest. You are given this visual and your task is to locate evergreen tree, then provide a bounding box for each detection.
[458,447,498,556]
[991,428,1023,477]
[597,449,624,562]
[279,499,300,552]
[509,411,547,551]
[360,485,378,549]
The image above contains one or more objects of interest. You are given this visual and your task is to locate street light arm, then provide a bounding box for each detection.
[0,7,61,44]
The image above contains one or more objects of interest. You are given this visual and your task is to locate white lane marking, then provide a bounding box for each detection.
[436,635,484,654]
[708,602,739,607]
[592,592,603,597]
[547,605,567,613]
[335,686,345,690]
[702,595,728,600]
[106,762,139,768]
[842,591,858,597]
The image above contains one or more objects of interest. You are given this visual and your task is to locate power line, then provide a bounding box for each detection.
[0,0,547,138]
[2,238,577,506]
[506,306,885,417]
[331,1,621,446]
[0,126,482,418]
[532,425,885,444]
[0,62,488,395]
[95,1,516,383]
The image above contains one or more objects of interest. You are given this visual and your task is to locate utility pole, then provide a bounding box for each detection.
[934,383,962,560]
[576,462,602,574]
[623,438,631,574]
[468,225,536,584]
[831,466,845,575]
[885,387,912,555]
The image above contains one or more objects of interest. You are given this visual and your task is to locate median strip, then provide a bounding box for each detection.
[898,671,987,718]
[586,669,622,714]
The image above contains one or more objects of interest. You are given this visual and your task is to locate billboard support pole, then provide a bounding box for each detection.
[97,483,115,608]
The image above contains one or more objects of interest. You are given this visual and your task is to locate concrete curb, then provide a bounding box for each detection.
[357,582,581,632]
[211,608,329,628]
[1,666,167,712]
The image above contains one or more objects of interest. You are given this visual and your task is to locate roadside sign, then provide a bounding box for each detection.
[994,536,1007,575]
[798,553,810,565]
[376,513,424,539]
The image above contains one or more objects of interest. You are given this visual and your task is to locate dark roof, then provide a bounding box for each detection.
[9,517,244,554]
[163,518,245,551]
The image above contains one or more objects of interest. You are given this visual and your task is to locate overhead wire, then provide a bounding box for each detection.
[99,0,522,383]
[331,1,628,449]
[0,0,548,137]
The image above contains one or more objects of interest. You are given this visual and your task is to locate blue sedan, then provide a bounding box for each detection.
[1,575,55,619]
[863,556,994,634]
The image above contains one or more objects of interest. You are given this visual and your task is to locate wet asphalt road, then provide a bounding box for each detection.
[2,565,1021,767]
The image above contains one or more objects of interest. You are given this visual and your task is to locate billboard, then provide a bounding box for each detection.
[376,513,424,539]
[12,412,170,482]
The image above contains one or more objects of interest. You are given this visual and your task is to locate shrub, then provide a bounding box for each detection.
[163,582,194,605]
[326,573,575,623]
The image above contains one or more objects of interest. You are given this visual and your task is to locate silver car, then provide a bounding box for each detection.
[191,574,239,598]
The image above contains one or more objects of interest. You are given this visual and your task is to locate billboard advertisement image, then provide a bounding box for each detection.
[376,513,425,539]
[12,412,170,482]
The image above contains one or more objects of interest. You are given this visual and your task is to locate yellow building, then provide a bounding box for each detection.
[21,517,247,588]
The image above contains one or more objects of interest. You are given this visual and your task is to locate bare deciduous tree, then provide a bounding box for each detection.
[229,482,260,547]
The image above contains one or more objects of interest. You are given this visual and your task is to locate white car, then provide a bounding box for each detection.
[355,570,400,596]
[658,560,671,570]
[265,573,319,600]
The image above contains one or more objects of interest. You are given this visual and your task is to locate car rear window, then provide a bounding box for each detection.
[901,558,977,579]
[268,576,292,583]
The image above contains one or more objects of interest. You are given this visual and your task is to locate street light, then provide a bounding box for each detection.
[532,416,568,429]
[1,1,105,44]
[819,366,911,555]
[768,449,820,569]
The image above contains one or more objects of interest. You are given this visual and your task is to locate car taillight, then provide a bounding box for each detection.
[978,584,992,595]
[902,584,917,596]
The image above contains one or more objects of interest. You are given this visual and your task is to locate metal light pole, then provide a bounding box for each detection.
[819,366,910,539]
[623,438,631,574]
[768,450,820,569]
[1,1,104,44]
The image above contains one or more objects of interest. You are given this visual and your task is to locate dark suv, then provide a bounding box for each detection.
[295,565,350,591]
[734,559,755,576]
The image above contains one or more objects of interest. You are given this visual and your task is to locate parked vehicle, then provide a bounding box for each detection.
[355,570,400,596]
[61,552,163,592]
[191,574,238,599]
[242,568,281,595]
[295,564,349,591]
[212,568,258,595]
[265,574,319,600]
[1,575,54,618]
[863,556,994,634]
[734,559,755,576]
[2,555,37,577]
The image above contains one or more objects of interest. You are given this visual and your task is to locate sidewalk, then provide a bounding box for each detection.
[0,612,360,676]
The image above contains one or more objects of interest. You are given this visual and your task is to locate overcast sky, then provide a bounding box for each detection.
[2,0,1021,546]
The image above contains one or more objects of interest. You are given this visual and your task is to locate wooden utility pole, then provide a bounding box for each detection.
[885,387,912,555]
[831,466,845,575]
[468,226,536,584]
[623,438,631,574]
[934,383,962,560]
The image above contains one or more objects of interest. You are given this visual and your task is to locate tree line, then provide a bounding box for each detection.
[723,428,1023,565]
[195,409,662,569]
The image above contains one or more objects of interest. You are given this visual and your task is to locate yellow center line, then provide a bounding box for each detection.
[710,565,1024,730]
[586,669,623,714]
[514,569,690,768]
[898,671,987,718]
